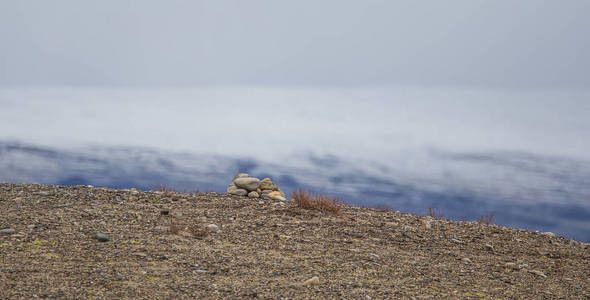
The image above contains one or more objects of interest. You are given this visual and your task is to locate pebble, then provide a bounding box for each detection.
[233,173,249,180]
[248,191,260,198]
[206,224,220,233]
[259,179,278,191]
[540,232,556,238]
[461,258,472,264]
[504,262,518,270]
[0,228,17,235]
[154,225,170,232]
[302,276,320,286]
[233,178,260,191]
[268,191,286,201]
[528,269,547,278]
[95,233,110,242]
[227,186,248,196]
[195,269,209,274]
[485,244,494,251]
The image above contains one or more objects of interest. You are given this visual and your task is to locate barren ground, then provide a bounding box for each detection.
[0,183,589,299]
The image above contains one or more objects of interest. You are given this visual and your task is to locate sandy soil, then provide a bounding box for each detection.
[0,183,589,299]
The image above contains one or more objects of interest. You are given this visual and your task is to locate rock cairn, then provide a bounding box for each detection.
[227,173,286,200]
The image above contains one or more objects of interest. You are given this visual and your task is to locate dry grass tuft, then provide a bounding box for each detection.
[477,213,495,224]
[291,189,341,214]
[428,207,444,219]
[153,184,174,193]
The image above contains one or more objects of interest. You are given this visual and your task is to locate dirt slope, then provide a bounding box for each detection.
[0,183,589,299]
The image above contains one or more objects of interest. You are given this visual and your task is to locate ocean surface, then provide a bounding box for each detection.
[1,86,589,241]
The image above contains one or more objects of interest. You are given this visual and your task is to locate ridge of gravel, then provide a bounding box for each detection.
[0,183,589,299]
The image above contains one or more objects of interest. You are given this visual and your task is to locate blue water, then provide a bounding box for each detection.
[1,86,589,241]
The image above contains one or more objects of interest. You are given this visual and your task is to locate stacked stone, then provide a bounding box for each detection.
[227,173,286,200]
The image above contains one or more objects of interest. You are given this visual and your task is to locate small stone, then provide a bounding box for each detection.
[461,258,472,264]
[233,173,249,180]
[195,269,209,274]
[485,244,494,251]
[160,210,169,215]
[540,232,556,238]
[504,262,518,270]
[248,191,260,198]
[0,228,17,235]
[206,224,220,233]
[258,200,264,204]
[233,178,260,191]
[227,186,248,196]
[259,180,278,191]
[423,220,432,229]
[115,273,125,280]
[95,233,110,242]
[528,270,547,278]
[302,276,320,286]
[268,191,285,200]
[154,225,170,232]
[274,195,287,201]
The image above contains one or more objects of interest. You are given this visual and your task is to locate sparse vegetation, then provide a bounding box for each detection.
[291,189,341,214]
[428,207,444,219]
[477,212,495,224]
[152,184,174,193]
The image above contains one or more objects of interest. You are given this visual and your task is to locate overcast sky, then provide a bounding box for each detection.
[1,0,589,88]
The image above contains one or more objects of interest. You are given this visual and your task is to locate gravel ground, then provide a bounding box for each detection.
[1,183,589,299]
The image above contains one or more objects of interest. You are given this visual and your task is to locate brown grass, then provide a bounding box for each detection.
[477,212,495,224]
[428,207,444,219]
[291,189,341,214]
[153,184,174,193]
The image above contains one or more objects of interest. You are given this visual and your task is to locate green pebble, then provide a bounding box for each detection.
[95,233,110,242]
